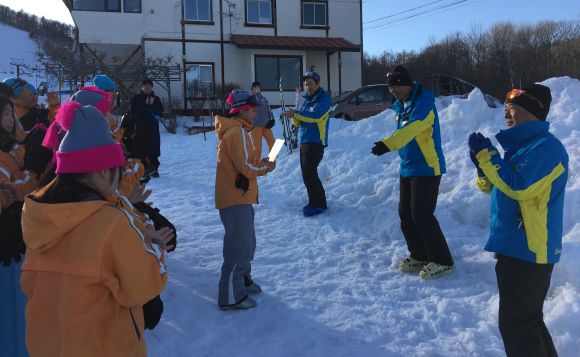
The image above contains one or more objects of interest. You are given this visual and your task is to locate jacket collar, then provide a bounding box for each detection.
[390,81,420,113]
[302,87,324,101]
[495,121,550,152]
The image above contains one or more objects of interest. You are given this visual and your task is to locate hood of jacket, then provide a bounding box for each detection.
[215,115,252,140]
[22,196,111,253]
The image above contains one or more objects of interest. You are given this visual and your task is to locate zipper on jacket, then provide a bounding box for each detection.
[129,309,141,340]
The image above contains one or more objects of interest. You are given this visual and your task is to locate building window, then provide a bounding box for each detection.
[246,0,272,25]
[184,0,212,22]
[302,1,326,27]
[72,0,121,12]
[255,56,302,91]
[124,0,142,13]
[186,63,214,97]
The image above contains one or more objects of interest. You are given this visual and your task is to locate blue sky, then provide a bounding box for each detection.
[363,0,579,55]
[1,0,578,55]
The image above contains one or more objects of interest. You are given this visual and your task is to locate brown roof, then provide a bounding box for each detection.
[230,35,360,53]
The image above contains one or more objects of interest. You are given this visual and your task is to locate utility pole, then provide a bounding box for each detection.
[10,58,26,78]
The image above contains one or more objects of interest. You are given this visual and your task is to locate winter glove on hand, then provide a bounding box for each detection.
[133,202,177,252]
[469,150,485,177]
[371,141,390,156]
[0,201,25,267]
[265,118,276,129]
[235,173,250,194]
[468,132,493,156]
[143,295,164,330]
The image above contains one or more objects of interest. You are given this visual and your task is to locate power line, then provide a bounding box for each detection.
[364,0,470,32]
[364,0,449,25]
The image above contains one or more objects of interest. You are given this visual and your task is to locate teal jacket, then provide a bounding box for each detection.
[475,121,568,264]
[383,82,446,177]
[292,87,331,147]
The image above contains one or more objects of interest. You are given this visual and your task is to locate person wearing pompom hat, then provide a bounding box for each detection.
[215,89,276,310]
[20,102,171,357]
[469,83,567,357]
[371,65,453,279]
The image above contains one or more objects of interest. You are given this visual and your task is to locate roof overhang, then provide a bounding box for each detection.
[230,35,360,53]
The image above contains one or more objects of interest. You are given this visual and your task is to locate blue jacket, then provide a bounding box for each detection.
[475,121,568,264]
[292,87,331,146]
[383,82,446,177]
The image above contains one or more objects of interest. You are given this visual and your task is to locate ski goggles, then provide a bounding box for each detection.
[505,89,544,108]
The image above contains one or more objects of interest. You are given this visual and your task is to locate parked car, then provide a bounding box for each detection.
[332,84,393,120]
[428,74,501,108]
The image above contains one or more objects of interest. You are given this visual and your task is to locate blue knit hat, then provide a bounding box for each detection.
[302,71,321,83]
[27,83,37,94]
[70,86,112,115]
[2,77,28,97]
[93,75,117,92]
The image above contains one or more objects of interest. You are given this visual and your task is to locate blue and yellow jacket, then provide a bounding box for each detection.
[292,87,331,146]
[475,121,568,264]
[382,82,446,177]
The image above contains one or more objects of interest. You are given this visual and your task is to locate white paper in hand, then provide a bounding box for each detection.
[268,139,285,162]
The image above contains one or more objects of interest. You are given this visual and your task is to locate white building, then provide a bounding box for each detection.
[63,0,363,108]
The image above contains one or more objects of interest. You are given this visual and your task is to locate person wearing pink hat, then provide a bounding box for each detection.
[20,102,171,357]
[214,89,276,310]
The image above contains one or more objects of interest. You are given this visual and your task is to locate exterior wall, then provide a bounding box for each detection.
[71,0,363,108]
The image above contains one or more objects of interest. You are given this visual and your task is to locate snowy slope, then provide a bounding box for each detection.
[145,77,580,357]
[0,22,48,87]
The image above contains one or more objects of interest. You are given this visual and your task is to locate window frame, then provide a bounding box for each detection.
[254,55,303,92]
[183,0,214,24]
[71,0,122,12]
[123,0,142,13]
[185,62,215,99]
[244,0,275,28]
[300,0,328,29]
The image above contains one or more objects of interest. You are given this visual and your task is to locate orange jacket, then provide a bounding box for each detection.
[0,144,38,208]
[215,116,270,209]
[119,158,145,198]
[21,187,167,357]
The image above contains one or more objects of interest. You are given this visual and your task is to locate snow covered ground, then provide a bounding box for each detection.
[145,77,580,357]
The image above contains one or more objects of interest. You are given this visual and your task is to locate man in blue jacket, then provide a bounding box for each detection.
[372,65,454,279]
[130,79,164,178]
[469,84,566,357]
[282,71,331,217]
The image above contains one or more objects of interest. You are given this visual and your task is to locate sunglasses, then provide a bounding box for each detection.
[506,89,544,109]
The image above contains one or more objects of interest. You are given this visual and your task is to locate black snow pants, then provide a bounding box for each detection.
[300,143,327,209]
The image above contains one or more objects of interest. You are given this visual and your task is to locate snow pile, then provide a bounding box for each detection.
[146,77,579,356]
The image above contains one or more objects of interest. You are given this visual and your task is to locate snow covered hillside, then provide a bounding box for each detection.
[0,22,47,87]
[145,77,580,357]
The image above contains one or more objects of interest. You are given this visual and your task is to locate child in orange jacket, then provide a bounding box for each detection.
[21,103,172,357]
[215,90,276,310]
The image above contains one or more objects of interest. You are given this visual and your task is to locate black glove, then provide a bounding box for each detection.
[133,202,177,252]
[235,173,249,194]
[23,128,53,176]
[265,118,276,129]
[0,201,25,267]
[371,141,390,156]
[143,295,164,330]
[469,150,485,177]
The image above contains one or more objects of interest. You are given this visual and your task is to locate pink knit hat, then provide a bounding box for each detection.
[54,102,125,174]
[227,89,258,114]
[42,86,111,151]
